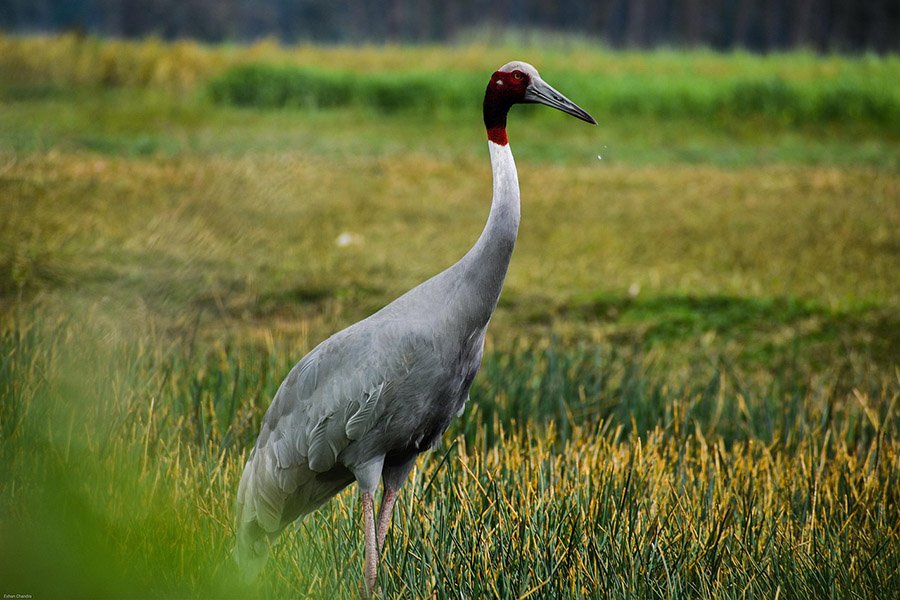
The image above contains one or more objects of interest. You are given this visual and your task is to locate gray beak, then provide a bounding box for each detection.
[524,77,597,125]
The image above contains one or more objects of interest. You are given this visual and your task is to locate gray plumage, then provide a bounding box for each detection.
[234,61,596,588]
[235,139,519,574]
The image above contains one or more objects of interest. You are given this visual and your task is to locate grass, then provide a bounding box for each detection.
[0,35,898,598]
[1,320,896,598]
[206,63,900,128]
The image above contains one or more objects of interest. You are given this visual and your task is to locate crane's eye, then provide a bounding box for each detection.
[513,71,524,80]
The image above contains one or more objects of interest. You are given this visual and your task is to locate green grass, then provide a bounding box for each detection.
[1,319,896,598]
[0,35,898,599]
[1,33,898,168]
[206,63,900,128]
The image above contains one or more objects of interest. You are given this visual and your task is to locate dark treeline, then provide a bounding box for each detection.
[1,0,897,53]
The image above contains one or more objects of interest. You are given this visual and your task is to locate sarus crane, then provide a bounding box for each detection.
[235,61,596,595]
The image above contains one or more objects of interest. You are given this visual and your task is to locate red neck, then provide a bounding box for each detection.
[487,126,508,146]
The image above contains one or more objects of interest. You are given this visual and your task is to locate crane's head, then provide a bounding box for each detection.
[484,61,596,145]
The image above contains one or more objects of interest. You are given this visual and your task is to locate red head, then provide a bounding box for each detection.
[483,61,596,146]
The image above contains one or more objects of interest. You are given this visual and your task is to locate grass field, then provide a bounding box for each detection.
[0,35,898,598]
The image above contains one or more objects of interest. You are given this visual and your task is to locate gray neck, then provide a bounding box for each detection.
[455,141,520,327]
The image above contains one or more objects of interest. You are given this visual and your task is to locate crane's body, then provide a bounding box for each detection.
[235,61,595,595]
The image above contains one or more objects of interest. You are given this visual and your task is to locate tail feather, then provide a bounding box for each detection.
[235,519,270,583]
[235,456,271,582]
[234,445,320,582]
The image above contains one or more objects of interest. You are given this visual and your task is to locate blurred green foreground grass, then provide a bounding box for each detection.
[0,35,898,598]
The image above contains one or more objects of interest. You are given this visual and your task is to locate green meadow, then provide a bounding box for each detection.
[0,35,897,598]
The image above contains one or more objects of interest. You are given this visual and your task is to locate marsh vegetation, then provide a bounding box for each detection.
[0,35,897,598]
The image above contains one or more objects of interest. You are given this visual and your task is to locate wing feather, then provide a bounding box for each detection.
[307,414,336,472]
[253,449,284,532]
[237,322,425,538]
[345,381,386,440]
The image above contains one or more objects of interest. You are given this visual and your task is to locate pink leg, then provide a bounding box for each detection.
[362,492,377,597]
[376,488,398,551]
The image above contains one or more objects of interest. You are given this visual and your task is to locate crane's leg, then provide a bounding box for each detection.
[375,487,397,551]
[376,456,417,552]
[353,456,385,599]
[362,491,378,597]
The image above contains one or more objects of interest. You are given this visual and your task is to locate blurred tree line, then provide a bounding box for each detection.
[1,0,896,53]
